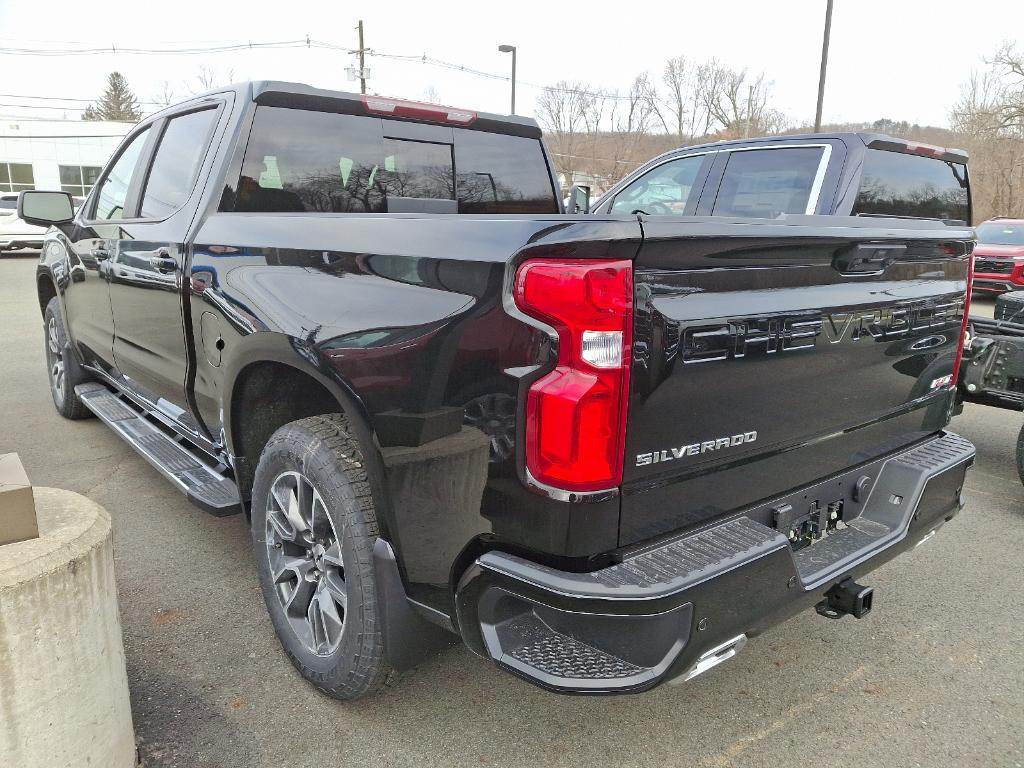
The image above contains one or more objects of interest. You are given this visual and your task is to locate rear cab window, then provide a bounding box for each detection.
[852,148,969,223]
[231,106,558,215]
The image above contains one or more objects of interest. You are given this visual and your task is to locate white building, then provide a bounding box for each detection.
[0,118,131,198]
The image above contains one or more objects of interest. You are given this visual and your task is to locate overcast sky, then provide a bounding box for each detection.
[1,0,1020,128]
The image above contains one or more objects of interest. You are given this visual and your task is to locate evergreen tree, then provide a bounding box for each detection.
[82,72,142,122]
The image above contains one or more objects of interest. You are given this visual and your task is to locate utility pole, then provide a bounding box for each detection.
[498,44,517,115]
[357,20,367,95]
[814,0,834,132]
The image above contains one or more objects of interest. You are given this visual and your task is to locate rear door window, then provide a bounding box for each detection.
[711,147,824,218]
[232,106,558,214]
[139,108,219,219]
[853,148,969,222]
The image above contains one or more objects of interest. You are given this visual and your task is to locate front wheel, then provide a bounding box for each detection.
[43,297,92,420]
[251,413,393,700]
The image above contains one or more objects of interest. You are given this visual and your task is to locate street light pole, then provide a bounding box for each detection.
[814,0,834,132]
[498,44,517,115]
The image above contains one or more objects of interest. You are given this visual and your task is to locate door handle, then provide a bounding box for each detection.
[150,253,178,274]
[91,248,110,261]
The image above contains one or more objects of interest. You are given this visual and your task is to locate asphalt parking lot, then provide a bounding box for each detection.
[2,254,1022,768]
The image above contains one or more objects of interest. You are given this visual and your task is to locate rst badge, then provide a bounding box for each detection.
[636,431,757,467]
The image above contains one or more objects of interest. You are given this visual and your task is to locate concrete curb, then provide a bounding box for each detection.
[0,487,135,767]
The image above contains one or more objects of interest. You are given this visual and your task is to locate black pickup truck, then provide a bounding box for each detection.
[21,82,975,699]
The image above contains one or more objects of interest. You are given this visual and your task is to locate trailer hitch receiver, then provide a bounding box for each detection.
[815,579,873,620]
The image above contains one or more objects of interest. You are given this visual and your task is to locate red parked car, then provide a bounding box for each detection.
[973,218,1024,293]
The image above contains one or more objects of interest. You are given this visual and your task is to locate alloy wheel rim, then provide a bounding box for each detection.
[46,317,65,403]
[265,470,347,656]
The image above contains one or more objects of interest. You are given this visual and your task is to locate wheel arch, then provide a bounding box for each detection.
[222,339,390,532]
[37,272,58,318]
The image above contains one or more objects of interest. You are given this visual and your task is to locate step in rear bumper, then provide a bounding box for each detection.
[455,432,975,694]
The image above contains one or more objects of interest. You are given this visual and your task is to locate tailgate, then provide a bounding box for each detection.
[621,216,972,545]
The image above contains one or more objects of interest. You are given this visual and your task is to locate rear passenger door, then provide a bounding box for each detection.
[105,101,225,427]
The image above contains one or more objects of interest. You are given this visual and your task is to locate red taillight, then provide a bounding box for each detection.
[514,259,633,493]
[362,95,476,125]
[952,254,974,386]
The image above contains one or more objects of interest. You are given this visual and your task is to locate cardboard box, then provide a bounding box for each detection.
[0,453,38,546]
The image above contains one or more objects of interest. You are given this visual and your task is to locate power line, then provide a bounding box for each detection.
[0,93,165,106]
[0,102,87,112]
[0,39,319,56]
[0,93,93,102]
[0,36,643,108]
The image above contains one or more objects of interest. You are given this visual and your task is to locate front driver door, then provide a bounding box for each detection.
[62,126,153,371]
[105,104,221,430]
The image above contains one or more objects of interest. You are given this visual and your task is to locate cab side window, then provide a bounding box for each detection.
[92,128,150,221]
[610,155,705,215]
[711,147,824,218]
[139,108,218,219]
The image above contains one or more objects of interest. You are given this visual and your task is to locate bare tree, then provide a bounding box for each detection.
[700,63,787,138]
[656,56,688,140]
[188,65,236,95]
[951,47,1024,221]
[536,81,602,189]
[601,74,659,183]
[537,57,790,193]
[990,43,1024,131]
[154,81,176,108]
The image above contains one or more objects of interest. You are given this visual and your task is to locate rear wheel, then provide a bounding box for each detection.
[43,298,92,420]
[251,413,392,699]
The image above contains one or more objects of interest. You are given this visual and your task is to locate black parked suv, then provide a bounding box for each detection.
[21,82,975,698]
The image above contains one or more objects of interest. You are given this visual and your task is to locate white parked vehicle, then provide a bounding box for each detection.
[0,193,46,252]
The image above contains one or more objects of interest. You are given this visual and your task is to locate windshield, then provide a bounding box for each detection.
[976,222,1024,246]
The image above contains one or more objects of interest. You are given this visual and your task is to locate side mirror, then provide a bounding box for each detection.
[18,190,74,228]
[566,184,591,214]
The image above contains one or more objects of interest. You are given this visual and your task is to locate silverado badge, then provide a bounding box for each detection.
[636,431,758,467]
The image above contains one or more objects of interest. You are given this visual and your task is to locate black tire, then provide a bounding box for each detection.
[251,413,393,700]
[1016,423,1024,487]
[43,297,93,420]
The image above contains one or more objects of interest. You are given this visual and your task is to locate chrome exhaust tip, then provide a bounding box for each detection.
[672,634,748,684]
